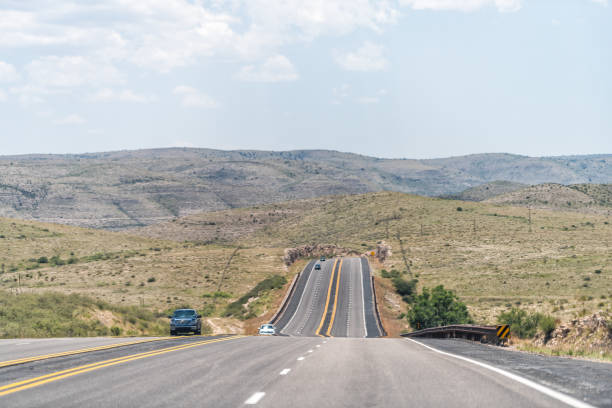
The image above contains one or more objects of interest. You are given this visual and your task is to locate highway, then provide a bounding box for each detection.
[275,257,383,337]
[0,335,609,407]
[0,257,610,407]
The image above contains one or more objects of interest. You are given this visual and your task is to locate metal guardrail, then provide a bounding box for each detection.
[401,325,502,344]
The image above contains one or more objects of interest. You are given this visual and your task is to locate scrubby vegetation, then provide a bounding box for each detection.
[407,285,473,329]
[0,291,167,338]
[497,307,557,339]
[224,275,287,319]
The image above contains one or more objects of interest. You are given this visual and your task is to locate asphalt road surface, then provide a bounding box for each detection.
[276,257,382,337]
[1,256,610,407]
[1,335,609,407]
[0,337,163,363]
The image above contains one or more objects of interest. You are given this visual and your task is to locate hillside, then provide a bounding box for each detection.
[441,180,527,201]
[484,183,612,214]
[0,148,610,229]
[2,191,610,336]
[137,192,611,325]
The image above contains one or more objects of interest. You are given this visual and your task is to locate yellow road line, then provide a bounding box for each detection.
[315,258,338,337]
[0,335,244,397]
[0,337,181,369]
[326,258,343,337]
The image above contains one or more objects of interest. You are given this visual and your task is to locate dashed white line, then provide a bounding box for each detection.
[316,345,321,348]
[279,368,291,376]
[297,356,305,361]
[245,392,266,405]
[307,349,313,353]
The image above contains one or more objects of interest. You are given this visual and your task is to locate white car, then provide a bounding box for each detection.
[258,324,276,335]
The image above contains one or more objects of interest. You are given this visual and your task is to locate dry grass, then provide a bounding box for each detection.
[1,191,610,335]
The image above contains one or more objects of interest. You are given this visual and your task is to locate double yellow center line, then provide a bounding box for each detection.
[0,337,179,369]
[315,258,343,337]
[0,335,244,397]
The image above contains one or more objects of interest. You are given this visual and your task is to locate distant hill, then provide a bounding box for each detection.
[483,183,612,214]
[440,181,527,201]
[0,148,610,229]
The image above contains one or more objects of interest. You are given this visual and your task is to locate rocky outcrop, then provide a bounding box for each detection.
[534,312,612,350]
[375,241,392,263]
[283,244,361,266]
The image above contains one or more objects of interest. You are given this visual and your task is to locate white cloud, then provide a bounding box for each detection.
[400,0,522,12]
[335,42,388,72]
[237,55,299,82]
[89,88,155,103]
[173,86,218,108]
[26,56,123,88]
[53,114,86,125]
[0,89,6,102]
[0,61,19,82]
[589,0,608,6]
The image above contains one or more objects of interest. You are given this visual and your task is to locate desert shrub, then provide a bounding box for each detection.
[147,277,156,283]
[202,291,231,299]
[381,269,401,279]
[407,285,472,329]
[110,326,122,336]
[201,304,216,317]
[498,308,549,339]
[50,255,65,266]
[37,257,48,264]
[538,315,557,339]
[224,275,287,319]
[392,278,418,303]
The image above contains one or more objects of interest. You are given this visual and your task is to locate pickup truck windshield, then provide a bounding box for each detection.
[173,310,196,317]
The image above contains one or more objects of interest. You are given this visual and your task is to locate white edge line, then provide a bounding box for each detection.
[359,258,368,338]
[281,262,316,335]
[280,368,291,375]
[406,338,596,408]
[244,392,266,405]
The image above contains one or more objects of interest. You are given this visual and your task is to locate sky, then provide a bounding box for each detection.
[0,0,610,159]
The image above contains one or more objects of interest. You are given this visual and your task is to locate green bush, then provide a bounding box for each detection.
[407,285,472,329]
[37,257,48,264]
[110,326,122,336]
[392,278,418,303]
[498,308,552,339]
[381,269,401,279]
[539,315,557,340]
[202,291,232,299]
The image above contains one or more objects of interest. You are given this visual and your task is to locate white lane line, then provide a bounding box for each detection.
[323,341,327,344]
[316,345,321,348]
[297,356,305,361]
[406,339,596,408]
[15,343,31,346]
[245,392,266,405]
[307,349,313,353]
[282,262,317,335]
[279,368,291,376]
[359,258,368,338]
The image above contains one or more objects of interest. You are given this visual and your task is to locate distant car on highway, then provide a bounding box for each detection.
[169,309,202,335]
[314,264,321,270]
[320,256,326,261]
[258,324,276,335]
